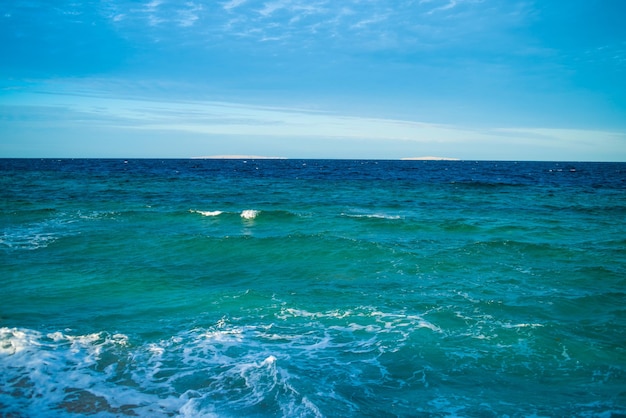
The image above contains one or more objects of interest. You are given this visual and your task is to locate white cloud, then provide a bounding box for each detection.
[258,1,288,17]
[424,0,457,15]
[3,88,625,160]
[223,0,247,11]
[177,2,202,27]
[99,0,535,55]
[350,13,389,30]
[145,0,162,9]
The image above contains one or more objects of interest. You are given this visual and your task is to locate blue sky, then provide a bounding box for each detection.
[1,0,625,160]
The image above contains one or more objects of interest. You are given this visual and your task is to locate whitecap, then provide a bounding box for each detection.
[364,213,401,220]
[147,343,165,357]
[343,212,401,220]
[0,327,175,417]
[0,327,41,354]
[241,209,260,220]
[262,355,277,365]
[502,323,544,329]
[200,328,244,343]
[190,210,223,217]
[369,311,442,333]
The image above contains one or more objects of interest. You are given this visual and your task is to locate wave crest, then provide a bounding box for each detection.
[241,210,260,220]
[190,209,223,217]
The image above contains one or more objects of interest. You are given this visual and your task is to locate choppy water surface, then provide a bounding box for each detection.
[1,159,625,417]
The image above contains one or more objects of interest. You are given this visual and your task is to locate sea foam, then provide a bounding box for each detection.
[343,212,402,220]
[240,210,260,220]
[191,210,223,217]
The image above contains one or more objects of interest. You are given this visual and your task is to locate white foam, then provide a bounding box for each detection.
[561,345,571,360]
[502,323,544,329]
[277,307,353,320]
[262,355,277,365]
[2,314,449,417]
[369,311,442,333]
[0,326,330,417]
[0,328,164,417]
[343,212,402,220]
[240,209,260,219]
[0,229,58,250]
[77,210,119,220]
[190,209,223,217]
[0,213,86,251]
[200,328,244,343]
[0,327,41,354]
[147,343,165,357]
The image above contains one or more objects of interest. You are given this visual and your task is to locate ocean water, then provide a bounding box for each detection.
[1,158,625,417]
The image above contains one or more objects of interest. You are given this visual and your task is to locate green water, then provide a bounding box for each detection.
[1,159,625,417]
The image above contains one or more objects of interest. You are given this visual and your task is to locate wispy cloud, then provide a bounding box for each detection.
[222,0,247,11]
[177,2,202,27]
[99,0,521,52]
[0,88,457,141]
[107,0,204,28]
[585,42,626,67]
[2,69,625,159]
[258,1,286,17]
[350,13,390,30]
[422,0,458,15]
[5,87,624,160]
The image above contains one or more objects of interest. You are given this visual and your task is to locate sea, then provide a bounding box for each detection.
[1,158,625,417]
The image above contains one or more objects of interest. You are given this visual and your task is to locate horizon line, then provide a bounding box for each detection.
[1,157,624,163]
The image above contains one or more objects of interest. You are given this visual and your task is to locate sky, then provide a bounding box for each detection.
[1,0,625,160]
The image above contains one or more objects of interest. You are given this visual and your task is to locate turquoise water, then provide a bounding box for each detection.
[1,159,625,417]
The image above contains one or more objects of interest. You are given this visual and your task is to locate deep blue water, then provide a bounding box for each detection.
[1,159,625,417]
